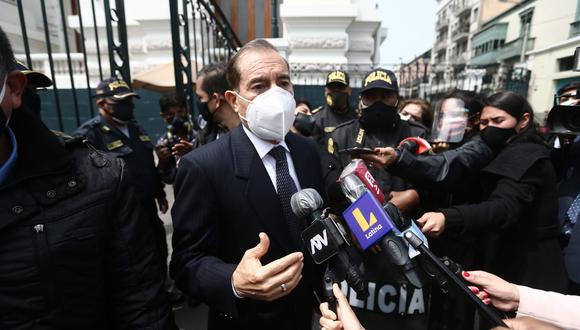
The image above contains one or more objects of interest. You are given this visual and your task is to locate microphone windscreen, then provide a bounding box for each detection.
[290,188,324,218]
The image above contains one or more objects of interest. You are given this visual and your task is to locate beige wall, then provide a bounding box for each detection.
[528,42,580,118]
[479,0,516,24]
[530,0,576,49]
[526,0,579,119]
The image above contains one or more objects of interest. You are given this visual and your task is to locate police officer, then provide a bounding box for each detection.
[324,68,426,202]
[0,27,174,329]
[323,68,428,330]
[312,70,357,145]
[75,77,169,266]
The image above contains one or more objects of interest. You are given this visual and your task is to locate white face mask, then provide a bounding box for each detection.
[235,86,296,141]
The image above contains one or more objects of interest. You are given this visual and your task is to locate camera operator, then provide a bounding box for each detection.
[156,93,196,184]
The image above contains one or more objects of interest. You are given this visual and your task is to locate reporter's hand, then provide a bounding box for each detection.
[171,140,193,157]
[462,270,520,312]
[319,284,365,330]
[492,317,562,330]
[388,189,420,216]
[417,212,446,237]
[431,142,450,153]
[232,233,304,301]
[358,147,397,169]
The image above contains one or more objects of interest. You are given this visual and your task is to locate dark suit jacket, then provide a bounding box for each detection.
[170,125,324,330]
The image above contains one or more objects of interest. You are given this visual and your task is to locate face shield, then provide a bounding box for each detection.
[429,98,469,143]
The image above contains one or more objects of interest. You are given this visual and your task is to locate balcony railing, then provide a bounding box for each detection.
[497,37,535,61]
[571,21,580,38]
[452,25,470,42]
[452,0,471,16]
[436,17,450,29]
[471,37,535,66]
[449,52,469,66]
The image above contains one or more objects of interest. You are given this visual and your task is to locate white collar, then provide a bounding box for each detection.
[242,125,290,159]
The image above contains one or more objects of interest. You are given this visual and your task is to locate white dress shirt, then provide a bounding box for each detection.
[242,125,301,192]
[231,126,302,299]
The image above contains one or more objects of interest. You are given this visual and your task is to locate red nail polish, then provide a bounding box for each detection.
[463,271,470,277]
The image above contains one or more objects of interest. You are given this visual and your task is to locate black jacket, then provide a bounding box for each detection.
[75,115,165,204]
[311,105,358,145]
[442,139,568,293]
[391,135,493,192]
[323,118,426,195]
[0,108,174,329]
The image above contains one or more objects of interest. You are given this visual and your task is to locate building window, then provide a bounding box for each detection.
[519,8,534,37]
[558,56,575,72]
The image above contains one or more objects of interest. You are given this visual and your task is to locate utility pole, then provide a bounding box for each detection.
[520,21,530,63]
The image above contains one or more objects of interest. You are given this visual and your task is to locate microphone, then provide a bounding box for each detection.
[339,159,385,204]
[398,137,432,155]
[291,189,368,299]
[337,166,424,288]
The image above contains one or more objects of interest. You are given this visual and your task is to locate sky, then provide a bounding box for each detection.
[377,0,437,69]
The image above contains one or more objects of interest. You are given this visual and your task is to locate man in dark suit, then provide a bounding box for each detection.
[170,39,324,329]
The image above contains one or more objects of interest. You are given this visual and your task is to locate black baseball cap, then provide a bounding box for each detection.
[95,77,140,100]
[14,60,52,88]
[326,70,349,87]
[361,68,399,94]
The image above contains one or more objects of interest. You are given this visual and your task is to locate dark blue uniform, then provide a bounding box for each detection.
[75,115,168,266]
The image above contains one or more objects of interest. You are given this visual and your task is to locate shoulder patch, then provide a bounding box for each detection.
[327,137,335,154]
[106,140,124,150]
[324,126,336,133]
[311,106,323,115]
[355,128,365,145]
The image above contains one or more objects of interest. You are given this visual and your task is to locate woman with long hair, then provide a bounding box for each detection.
[418,91,568,294]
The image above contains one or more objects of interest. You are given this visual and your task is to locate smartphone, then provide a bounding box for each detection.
[337,147,376,156]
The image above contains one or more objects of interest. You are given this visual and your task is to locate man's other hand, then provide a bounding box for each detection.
[232,233,304,301]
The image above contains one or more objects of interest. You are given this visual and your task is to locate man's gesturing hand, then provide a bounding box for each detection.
[232,232,304,301]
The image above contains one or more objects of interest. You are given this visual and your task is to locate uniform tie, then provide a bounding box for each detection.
[269,146,302,248]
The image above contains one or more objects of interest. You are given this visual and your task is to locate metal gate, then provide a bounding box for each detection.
[11,0,240,135]
[505,67,531,97]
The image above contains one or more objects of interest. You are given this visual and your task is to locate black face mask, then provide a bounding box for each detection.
[360,102,400,131]
[110,101,134,123]
[198,100,213,123]
[23,88,41,117]
[326,91,349,113]
[481,126,517,150]
[293,112,316,136]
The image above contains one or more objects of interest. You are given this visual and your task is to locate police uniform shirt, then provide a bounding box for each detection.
[312,105,357,145]
[324,118,426,194]
[340,251,429,330]
[74,115,165,204]
[323,118,429,330]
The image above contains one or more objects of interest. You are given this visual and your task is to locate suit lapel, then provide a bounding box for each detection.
[230,125,294,252]
[286,132,317,191]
